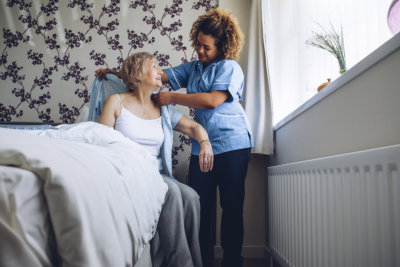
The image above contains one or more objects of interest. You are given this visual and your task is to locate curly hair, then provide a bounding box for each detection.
[189,8,244,61]
[120,52,156,91]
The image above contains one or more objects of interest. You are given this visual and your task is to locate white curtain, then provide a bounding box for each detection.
[263,0,393,125]
[243,0,274,155]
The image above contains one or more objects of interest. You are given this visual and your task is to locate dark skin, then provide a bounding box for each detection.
[95,68,121,79]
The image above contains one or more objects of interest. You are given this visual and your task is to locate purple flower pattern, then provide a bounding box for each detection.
[0,0,216,179]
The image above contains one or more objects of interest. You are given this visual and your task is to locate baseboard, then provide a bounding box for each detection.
[213,245,266,259]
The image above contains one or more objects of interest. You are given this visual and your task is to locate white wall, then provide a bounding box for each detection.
[267,34,400,266]
[271,35,400,166]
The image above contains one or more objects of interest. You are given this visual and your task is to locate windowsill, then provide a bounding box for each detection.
[274,31,400,131]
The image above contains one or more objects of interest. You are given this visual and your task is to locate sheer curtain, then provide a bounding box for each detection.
[243,0,273,155]
[263,0,393,125]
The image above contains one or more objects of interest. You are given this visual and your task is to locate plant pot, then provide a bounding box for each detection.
[317,78,331,92]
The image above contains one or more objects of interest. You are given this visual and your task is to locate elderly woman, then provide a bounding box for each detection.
[98,52,213,267]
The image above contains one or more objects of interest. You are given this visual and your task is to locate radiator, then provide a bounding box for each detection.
[268,144,400,267]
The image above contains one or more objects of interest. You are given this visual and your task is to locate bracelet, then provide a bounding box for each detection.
[199,139,209,145]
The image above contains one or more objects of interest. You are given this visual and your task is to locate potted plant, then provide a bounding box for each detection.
[306,23,347,75]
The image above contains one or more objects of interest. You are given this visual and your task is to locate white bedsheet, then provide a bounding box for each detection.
[0,166,56,267]
[0,122,167,267]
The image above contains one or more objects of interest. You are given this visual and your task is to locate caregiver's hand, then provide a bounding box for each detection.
[94,68,117,80]
[151,92,174,106]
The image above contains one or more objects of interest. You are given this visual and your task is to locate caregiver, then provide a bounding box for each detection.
[154,8,254,267]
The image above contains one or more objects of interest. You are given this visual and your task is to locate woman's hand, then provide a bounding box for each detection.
[151,92,174,106]
[199,140,213,172]
[94,68,115,80]
[173,116,213,172]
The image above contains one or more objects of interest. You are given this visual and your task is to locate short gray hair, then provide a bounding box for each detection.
[120,52,156,91]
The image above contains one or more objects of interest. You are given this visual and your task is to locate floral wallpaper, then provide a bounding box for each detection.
[0,0,217,181]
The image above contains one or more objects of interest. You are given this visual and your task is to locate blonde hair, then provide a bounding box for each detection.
[189,8,244,61]
[120,52,156,91]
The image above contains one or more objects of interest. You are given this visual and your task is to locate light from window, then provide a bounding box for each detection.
[263,0,394,125]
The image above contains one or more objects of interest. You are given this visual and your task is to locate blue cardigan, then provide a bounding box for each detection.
[89,74,183,178]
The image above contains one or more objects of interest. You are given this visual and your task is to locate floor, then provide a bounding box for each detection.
[213,258,266,267]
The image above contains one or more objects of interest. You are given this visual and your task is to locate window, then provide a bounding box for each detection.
[263,0,394,125]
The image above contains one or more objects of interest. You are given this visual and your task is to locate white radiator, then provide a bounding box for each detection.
[268,144,400,267]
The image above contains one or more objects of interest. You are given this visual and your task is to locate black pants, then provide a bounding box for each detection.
[188,148,251,267]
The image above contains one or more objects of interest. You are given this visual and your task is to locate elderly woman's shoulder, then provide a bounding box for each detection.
[106,93,128,102]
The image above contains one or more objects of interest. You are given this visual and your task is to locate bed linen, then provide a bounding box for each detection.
[0,122,168,267]
[0,165,57,266]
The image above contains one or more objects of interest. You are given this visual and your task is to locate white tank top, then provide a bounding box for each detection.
[114,94,164,170]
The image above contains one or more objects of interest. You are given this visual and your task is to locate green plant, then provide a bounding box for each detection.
[306,23,346,74]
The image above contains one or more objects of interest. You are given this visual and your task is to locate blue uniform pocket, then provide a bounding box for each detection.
[215,113,249,148]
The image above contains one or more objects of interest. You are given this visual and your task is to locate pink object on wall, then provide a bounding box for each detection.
[388,0,400,34]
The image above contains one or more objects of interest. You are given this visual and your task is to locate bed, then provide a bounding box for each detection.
[0,76,170,267]
[0,122,168,267]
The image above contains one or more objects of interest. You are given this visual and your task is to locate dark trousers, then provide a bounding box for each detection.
[188,148,251,267]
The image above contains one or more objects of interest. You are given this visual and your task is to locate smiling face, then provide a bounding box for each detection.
[195,31,220,67]
[141,58,162,90]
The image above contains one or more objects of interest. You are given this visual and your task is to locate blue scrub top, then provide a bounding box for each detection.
[165,59,254,155]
